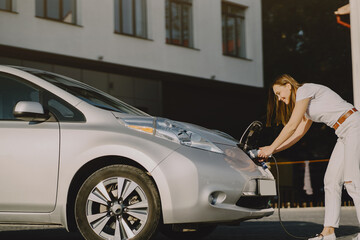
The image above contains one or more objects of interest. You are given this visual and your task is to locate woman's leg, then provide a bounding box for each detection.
[343,131,360,225]
[323,139,345,229]
[309,142,343,240]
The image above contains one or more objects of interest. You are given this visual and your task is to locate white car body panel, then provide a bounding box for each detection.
[0,65,276,235]
[0,121,59,212]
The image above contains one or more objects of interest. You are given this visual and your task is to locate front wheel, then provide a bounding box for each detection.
[75,165,161,240]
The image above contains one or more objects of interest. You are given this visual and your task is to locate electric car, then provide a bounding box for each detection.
[0,65,276,240]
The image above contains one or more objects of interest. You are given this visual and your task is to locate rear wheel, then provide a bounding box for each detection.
[75,165,161,240]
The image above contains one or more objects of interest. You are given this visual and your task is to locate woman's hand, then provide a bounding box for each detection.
[258,146,275,158]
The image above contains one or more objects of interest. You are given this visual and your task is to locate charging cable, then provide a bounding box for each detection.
[272,154,308,239]
[248,149,308,239]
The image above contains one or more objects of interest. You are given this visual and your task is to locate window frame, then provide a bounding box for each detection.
[115,0,148,39]
[35,0,78,26]
[222,1,247,59]
[165,0,194,48]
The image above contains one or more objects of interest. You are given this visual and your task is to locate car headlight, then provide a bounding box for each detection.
[120,117,223,154]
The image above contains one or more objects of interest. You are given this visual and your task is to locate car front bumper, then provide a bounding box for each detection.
[151,144,276,224]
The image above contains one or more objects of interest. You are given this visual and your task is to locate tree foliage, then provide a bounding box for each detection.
[262,0,352,102]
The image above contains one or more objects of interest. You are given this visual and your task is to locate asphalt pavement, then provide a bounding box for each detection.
[0,207,359,240]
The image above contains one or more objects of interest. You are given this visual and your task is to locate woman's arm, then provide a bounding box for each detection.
[258,98,311,158]
[273,117,312,153]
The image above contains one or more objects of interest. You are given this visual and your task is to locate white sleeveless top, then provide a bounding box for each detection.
[296,83,354,127]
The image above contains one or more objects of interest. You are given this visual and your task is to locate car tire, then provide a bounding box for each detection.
[160,224,217,240]
[75,165,161,240]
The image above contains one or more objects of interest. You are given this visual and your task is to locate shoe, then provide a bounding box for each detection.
[308,233,336,240]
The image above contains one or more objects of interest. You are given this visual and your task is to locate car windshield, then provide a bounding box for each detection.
[18,67,149,116]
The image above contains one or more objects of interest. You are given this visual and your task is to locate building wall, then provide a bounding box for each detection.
[0,0,265,137]
[0,0,263,87]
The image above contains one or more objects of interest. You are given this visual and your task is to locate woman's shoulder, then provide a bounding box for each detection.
[296,83,323,100]
[299,83,325,91]
[298,83,335,98]
[298,83,313,91]
[300,83,320,87]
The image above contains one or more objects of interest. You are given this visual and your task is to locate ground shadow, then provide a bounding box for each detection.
[203,221,360,240]
[0,228,84,240]
[0,221,358,240]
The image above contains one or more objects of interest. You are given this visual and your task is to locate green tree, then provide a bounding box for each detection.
[262,0,352,102]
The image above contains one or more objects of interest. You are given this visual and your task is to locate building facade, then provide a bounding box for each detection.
[0,0,265,138]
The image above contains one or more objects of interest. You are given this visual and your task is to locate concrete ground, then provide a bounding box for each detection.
[0,207,359,240]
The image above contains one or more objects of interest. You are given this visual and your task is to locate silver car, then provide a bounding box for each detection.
[0,65,276,240]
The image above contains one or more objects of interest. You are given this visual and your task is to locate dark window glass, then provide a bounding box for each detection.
[0,72,84,122]
[115,0,147,38]
[135,0,146,36]
[62,0,74,22]
[36,0,44,17]
[182,4,192,47]
[18,68,149,117]
[121,0,133,34]
[0,74,40,121]
[47,0,60,19]
[0,0,12,11]
[36,0,77,24]
[222,2,246,58]
[226,17,236,55]
[165,0,193,48]
[44,92,85,122]
[170,3,181,45]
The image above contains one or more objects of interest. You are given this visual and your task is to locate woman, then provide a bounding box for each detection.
[258,74,360,240]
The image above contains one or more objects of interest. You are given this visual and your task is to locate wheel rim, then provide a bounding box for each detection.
[85,177,149,240]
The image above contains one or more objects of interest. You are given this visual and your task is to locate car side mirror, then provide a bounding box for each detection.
[13,101,50,122]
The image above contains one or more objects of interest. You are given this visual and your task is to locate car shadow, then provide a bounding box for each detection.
[203,221,360,240]
[0,228,84,240]
[0,222,358,240]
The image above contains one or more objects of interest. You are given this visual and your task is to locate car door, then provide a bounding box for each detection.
[0,72,60,212]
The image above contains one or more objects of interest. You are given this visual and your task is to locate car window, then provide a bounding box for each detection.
[16,67,149,116]
[0,73,40,121]
[0,72,85,122]
[49,99,74,118]
[44,92,86,122]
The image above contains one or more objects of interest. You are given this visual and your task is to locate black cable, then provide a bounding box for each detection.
[272,155,308,240]
[238,120,312,239]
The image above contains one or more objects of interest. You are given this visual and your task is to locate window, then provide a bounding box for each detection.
[165,0,193,48]
[23,68,147,116]
[0,74,40,121]
[115,0,147,38]
[0,0,13,12]
[0,72,85,122]
[36,0,77,24]
[222,2,246,58]
[44,92,85,122]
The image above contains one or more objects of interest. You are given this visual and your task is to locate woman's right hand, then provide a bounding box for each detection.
[258,146,275,158]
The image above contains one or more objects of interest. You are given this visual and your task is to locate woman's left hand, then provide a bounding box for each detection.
[258,146,275,158]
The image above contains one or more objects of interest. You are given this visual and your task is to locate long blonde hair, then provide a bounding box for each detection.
[266,74,302,127]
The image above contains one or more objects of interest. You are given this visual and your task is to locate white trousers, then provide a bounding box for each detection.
[324,111,360,227]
